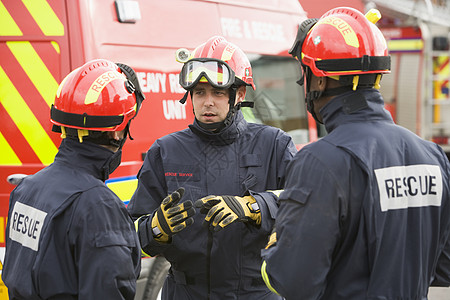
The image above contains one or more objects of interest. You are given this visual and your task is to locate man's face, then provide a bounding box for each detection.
[192,82,231,123]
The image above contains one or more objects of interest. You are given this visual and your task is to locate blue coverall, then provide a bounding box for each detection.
[128,111,297,299]
[3,138,141,300]
[262,89,450,299]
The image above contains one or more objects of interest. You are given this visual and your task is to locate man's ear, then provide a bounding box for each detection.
[107,131,121,141]
[317,76,327,91]
[235,86,247,104]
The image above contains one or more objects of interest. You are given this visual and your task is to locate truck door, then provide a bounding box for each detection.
[0,0,70,248]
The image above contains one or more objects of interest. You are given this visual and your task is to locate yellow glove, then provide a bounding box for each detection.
[151,187,195,243]
[195,195,261,232]
[265,227,277,249]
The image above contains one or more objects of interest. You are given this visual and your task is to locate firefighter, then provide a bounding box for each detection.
[2,59,145,299]
[128,36,297,299]
[261,7,450,300]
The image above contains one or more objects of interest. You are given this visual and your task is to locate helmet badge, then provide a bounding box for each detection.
[313,36,321,45]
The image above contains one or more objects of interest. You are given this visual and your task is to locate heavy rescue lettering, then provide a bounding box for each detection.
[137,72,185,94]
[10,202,47,251]
[374,165,442,211]
[168,73,185,93]
[138,72,167,93]
[163,100,186,120]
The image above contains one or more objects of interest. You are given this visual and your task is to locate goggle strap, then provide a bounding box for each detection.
[179,91,189,104]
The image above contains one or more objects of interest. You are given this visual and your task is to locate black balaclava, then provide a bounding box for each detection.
[63,125,129,180]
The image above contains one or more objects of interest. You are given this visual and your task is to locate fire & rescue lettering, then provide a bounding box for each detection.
[374,164,443,211]
[220,17,286,42]
[9,202,47,251]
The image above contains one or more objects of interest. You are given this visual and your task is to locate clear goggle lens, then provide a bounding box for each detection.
[179,58,235,90]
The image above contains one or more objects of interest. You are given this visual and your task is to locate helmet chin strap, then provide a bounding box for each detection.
[101,124,131,181]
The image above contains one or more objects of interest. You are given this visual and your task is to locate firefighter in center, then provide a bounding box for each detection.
[128,36,297,299]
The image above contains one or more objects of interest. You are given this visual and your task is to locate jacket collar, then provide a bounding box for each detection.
[54,138,116,181]
[188,111,248,145]
[321,89,394,133]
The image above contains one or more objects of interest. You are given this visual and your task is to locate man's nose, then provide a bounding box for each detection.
[204,93,214,106]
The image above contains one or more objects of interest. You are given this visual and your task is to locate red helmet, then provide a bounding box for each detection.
[179,36,255,90]
[51,59,142,132]
[290,7,390,77]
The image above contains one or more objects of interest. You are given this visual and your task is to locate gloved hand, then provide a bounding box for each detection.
[151,187,195,243]
[265,227,277,250]
[195,195,261,232]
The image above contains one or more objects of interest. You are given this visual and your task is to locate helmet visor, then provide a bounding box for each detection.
[179,58,235,90]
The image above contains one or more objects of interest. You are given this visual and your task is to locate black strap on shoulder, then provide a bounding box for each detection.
[51,105,123,128]
[315,55,391,72]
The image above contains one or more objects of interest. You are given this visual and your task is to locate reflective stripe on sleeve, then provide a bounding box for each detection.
[261,260,280,296]
[267,189,283,197]
[134,216,151,258]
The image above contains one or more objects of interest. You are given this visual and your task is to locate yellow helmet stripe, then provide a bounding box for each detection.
[0,131,21,165]
[21,0,64,36]
[7,41,59,107]
[85,71,124,105]
[221,45,236,62]
[0,66,57,165]
[0,1,23,36]
[319,17,359,48]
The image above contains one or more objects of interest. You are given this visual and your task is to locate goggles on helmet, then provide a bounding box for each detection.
[179,58,236,90]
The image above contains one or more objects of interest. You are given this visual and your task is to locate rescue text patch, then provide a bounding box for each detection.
[10,202,47,251]
[85,71,124,105]
[374,164,442,212]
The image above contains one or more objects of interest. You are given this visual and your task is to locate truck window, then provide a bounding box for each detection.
[243,55,326,145]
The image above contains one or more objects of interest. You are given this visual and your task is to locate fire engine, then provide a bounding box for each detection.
[0,0,312,299]
[364,0,450,160]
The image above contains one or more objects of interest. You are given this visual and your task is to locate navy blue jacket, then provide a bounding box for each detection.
[262,89,450,300]
[128,111,297,299]
[2,139,141,300]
